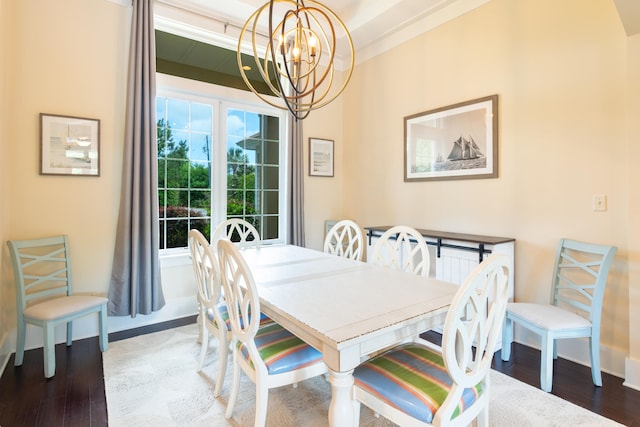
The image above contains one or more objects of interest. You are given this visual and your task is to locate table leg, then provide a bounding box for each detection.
[328,369,358,427]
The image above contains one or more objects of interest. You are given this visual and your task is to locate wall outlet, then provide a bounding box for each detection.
[593,194,607,212]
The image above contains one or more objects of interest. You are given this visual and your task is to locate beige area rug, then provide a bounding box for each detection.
[103,324,622,427]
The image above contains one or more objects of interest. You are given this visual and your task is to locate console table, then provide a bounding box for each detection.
[364,226,515,349]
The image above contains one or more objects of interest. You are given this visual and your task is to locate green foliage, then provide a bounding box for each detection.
[157,117,260,247]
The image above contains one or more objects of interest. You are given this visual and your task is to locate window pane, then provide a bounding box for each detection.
[189,161,210,189]
[263,115,279,140]
[264,190,279,214]
[167,98,189,131]
[190,133,211,162]
[264,166,279,189]
[189,189,211,211]
[262,215,279,240]
[166,159,188,188]
[246,138,262,164]
[264,141,279,164]
[191,103,212,132]
[164,218,188,248]
[168,131,189,158]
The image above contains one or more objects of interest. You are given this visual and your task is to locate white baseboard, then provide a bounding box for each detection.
[624,357,640,391]
[107,295,197,332]
[513,326,626,379]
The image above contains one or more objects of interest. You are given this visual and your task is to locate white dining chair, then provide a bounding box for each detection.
[188,229,230,397]
[370,225,430,276]
[323,219,364,261]
[353,254,510,426]
[217,239,328,427]
[501,238,617,392]
[212,218,261,251]
[7,235,108,378]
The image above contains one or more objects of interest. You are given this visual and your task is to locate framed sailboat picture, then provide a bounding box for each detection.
[404,95,498,182]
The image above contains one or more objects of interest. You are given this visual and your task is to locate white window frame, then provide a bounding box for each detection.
[156,73,289,256]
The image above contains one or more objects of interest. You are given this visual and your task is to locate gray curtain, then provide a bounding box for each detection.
[108,0,165,317]
[288,117,305,246]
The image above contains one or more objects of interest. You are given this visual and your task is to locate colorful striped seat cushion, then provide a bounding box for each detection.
[353,344,484,424]
[206,304,272,331]
[238,322,324,375]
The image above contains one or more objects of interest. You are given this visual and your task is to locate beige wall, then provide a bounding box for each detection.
[626,32,640,386]
[0,0,130,343]
[0,0,10,366]
[305,0,634,379]
[302,89,346,250]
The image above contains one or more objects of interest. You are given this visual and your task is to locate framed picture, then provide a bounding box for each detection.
[40,113,100,176]
[309,138,334,177]
[404,94,498,182]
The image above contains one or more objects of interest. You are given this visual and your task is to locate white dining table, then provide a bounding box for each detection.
[239,244,460,427]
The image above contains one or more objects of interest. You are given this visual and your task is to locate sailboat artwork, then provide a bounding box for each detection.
[404,94,498,182]
[447,135,484,161]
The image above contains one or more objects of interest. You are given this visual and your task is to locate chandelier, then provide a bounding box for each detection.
[238,0,354,120]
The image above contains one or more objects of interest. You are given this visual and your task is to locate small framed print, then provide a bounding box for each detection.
[309,138,334,177]
[40,113,100,176]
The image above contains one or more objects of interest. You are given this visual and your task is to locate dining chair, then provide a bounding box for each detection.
[353,254,510,426]
[323,219,364,261]
[370,225,430,276]
[501,238,617,392]
[188,229,230,397]
[7,235,108,378]
[212,218,261,251]
[217,239,328,427]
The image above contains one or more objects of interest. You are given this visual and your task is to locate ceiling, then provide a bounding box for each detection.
[155,0,492,65]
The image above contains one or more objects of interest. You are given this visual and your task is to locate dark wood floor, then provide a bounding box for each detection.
[0,319,638,426]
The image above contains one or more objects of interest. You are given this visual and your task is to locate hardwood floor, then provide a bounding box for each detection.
[0,319,638,426]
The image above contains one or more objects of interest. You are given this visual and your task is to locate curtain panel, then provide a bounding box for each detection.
[109,0,165,317]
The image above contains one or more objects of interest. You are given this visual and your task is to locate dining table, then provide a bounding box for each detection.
[239,244,460,427]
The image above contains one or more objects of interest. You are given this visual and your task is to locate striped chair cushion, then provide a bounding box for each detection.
[206,304,272,331]
[239,322,324,375]
[353,344,484,424]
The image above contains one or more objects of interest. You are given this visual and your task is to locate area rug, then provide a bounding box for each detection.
[103,324,622,427]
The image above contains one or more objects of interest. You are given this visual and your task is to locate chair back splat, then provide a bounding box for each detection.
[370,225,431,276]
[323,219,364,261]
[7,235,108,378]
[212,218,261,251]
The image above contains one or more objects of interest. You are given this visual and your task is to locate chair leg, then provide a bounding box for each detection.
[213,330,228,398]
[43,323,56,378]
[254,378,269,427]
[540,333,554,392]
[589,335,603,386]
[225,349,241,419]
[14,320,26,367]
[197,327,209,372]
[66,321,73,346]
[501,316,512,361]
[99,305,108,352]
[477,405,489,427]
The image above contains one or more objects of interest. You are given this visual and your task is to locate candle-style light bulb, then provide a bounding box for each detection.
[308,35,317,58]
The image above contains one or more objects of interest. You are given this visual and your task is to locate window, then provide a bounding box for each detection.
[156,74,287,252]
